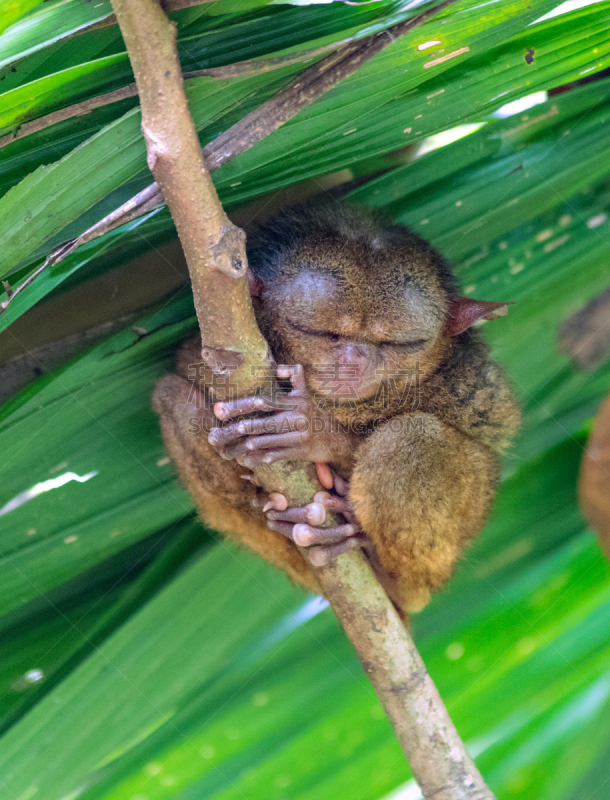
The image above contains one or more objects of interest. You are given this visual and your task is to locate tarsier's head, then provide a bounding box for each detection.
[247,202,507,403]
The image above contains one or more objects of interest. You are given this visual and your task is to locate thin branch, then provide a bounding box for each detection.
[111,1,495,798]
[0,184,162,315]
[165,0,218,7]
[0,85,139,151]
[0,41,354,152]
[1,0,461,311]
[0,239,78,311]
[183,38,353,80]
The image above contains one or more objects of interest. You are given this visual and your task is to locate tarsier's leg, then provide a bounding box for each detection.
[153,372,320,594]
[350,413,499,614]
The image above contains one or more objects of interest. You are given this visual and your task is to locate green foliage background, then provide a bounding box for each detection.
[0,0,609,798]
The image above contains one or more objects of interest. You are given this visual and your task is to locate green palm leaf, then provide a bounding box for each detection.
[0,0,609,798]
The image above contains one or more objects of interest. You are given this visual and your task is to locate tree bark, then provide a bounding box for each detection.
[111,2,496,798]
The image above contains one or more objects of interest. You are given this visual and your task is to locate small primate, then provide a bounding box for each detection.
[154,203,520,615]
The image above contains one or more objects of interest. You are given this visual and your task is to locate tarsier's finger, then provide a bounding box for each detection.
[266,507,309,524]
[208,425,246,447]
[266,502,326,526]
[214,395,277,420]
[209,413,306,446]
[333,473,349,496]
[314,463,350,495]
[277,364,306,394]
[246,430,309,452]
[266,520,297,537]
[313,491,352,516]
[292,523,360,547]
[240,446,313,466]
[251,492,287,511]
[217,439,250,461]
[313,491,332,504]
[262,493,288,513]
[315,462,334,489]
[231,412,308,437]
[306,502,326,526]
[234,451,268,468]
[308,536,365,567]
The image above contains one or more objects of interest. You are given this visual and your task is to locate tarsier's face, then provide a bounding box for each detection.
[261,241,448,403]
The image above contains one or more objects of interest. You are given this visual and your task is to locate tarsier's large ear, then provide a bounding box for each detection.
[444,296,512,336]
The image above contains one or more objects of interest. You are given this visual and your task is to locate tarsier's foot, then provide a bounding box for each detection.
[249,472,430,613]
[266,496,370,566]
[259,471,372,566]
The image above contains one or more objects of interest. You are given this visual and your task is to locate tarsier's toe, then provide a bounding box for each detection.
[291,522,369,566]
[292,523,360,547]
[262,492,288,513]
[308,535,367,566]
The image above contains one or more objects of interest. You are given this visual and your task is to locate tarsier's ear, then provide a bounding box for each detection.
[248,268,264,297]
[444,296,513,336]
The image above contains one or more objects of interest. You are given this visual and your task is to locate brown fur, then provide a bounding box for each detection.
[153,202,520,614]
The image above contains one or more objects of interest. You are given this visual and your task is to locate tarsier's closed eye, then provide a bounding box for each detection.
[287,321,340,340]
[288,322,428,350]
[381,339,429,351]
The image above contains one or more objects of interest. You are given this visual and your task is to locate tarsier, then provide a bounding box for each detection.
[154,203,520,615]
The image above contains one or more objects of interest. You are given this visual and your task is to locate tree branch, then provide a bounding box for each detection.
[110,1,495,798]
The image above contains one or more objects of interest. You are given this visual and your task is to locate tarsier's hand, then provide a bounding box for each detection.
[208,364,352,469]
[259,470,372,567]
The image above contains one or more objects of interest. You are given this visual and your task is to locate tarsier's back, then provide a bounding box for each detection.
[154,202,520,616]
